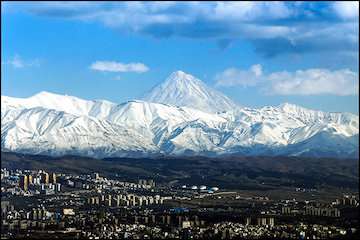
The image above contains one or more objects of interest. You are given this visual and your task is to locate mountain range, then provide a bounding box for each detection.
[1,71,359,159]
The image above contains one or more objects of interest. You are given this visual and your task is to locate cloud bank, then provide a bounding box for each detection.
[215,64,263,87]
[216,65,359,96]
[6,1,358,60]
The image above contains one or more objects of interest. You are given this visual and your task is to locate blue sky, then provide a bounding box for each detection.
[1,1,359,113]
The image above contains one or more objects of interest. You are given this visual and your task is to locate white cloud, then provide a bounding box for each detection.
[215,64,263,87]
[213,1,292,21]
[2,55,40,68]
[332,1,359,20]
[266,68,359,96]
[90,61,149,73]
[216,65,359,96]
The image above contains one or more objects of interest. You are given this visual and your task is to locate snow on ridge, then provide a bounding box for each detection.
[1,71,359,159]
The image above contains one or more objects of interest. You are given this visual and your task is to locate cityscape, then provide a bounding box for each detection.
[1,1,359,239]
[1,167,359,239]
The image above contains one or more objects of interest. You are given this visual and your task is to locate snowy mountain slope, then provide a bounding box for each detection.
[1,106,159,158]
[1,71,359,159]
[142,71,238,113]
[280,132,359,158]
[1,92,116,119]
[1,96,231,158]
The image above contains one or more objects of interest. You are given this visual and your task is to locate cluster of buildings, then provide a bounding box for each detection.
[86,193,171,207]
[205,222,351,239]
[64,174,156,192]
[281,204,341,217]
[1,201,57,233]
[138,179,155,188]
[1,168,61,196]
[335,195,359,206]
[19,170,60,193]
[1,167,359,239]
[279,197,345,218]
[245,216,275,227]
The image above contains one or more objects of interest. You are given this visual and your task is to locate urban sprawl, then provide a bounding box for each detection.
[1,168,358,239]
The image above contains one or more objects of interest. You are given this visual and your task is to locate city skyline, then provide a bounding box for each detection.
[1,1,359,114]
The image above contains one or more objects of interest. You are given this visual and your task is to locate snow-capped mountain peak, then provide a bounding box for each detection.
[1,71,359,159]
[143,71,238,113]
[31,91,56,97]
[163,70,206,89]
